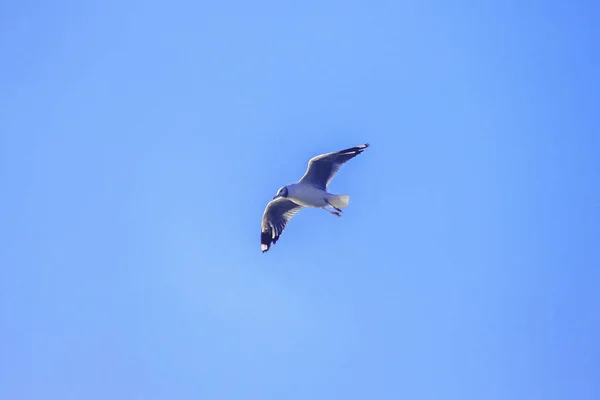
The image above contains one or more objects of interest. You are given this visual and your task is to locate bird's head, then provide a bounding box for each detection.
[273,186,289,200]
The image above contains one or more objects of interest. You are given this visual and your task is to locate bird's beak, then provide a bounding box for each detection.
[273,194,280,200]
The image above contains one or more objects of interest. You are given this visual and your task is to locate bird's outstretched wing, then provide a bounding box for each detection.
[261,198,304,252]
[298,143,369,190]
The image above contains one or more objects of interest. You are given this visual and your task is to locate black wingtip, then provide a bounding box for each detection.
[352,143,369,156]
[261,231,273,253]
[337,143,370,156]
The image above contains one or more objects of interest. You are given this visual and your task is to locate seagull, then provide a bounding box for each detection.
[260,143,370,252]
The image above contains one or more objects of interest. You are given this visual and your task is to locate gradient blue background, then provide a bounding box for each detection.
[1,2,599,399]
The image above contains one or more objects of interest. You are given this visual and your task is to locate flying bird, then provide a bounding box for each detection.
[260,143,370,252]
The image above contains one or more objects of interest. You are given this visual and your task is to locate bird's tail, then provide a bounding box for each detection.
[329,194,350,209]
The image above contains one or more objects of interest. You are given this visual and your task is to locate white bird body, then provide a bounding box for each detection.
[286,183,349,209]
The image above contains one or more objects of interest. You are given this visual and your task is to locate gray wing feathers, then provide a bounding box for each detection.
[261,198,304,252]
[298,143,369,190]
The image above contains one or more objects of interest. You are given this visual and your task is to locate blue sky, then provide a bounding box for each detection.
[1,1,599,399]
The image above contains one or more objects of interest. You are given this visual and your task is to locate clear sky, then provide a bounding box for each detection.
[1,1,599,399]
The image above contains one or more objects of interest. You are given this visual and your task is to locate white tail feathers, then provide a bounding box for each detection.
[329,195,350,209]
